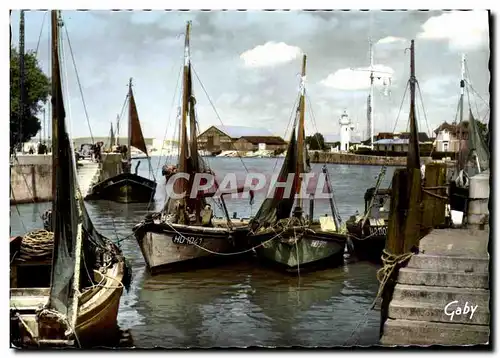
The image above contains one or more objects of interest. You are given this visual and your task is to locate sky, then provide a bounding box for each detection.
[10,10,491,141]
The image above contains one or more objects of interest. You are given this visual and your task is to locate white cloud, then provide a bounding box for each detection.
[320,65,395,91]
[240,42,303,68]
[417,11,489,51]
[420,76,456,96]
[377,36,407,45]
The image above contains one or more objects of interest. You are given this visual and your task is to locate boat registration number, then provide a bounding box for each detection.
[368,226,387,236]
[311,240,327,248]
[172,235,203,246]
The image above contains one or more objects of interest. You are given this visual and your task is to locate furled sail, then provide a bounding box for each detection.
[47,10,126,320]
[47,11,80,317]
[250,119,299,231]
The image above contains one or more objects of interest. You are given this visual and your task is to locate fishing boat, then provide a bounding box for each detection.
[345,183,391,261]
[133,21,250,274]
[247,54,347,273]
[447,54,490,225]
[85,78,157,204]
[10,11,129,348]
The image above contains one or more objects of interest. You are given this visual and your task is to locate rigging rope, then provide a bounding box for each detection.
[62,17,94,144]
[415,81,433,140]
[191,65,251,174]
[35,12,47,55]
[464,61,490,113]
[271,93,300,174]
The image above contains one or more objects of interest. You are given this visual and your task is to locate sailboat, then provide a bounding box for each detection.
[103,121,116,153]
[85,79,157,203]
[10,11,128,348]
[133,21,250,274]
[448,54,490,225]
[247,54,347,273]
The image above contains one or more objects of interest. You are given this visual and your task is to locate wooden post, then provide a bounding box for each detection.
[379,168,406,336]
[421,162,447,233]
[31,165,38,202]
[380,40,424,338]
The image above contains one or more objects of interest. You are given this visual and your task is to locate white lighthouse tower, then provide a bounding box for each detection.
[339,110,354,152]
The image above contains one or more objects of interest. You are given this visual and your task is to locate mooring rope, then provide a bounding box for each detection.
[344,248,414,346]
[421,186,449,201]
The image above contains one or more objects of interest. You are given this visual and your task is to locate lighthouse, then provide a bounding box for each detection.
[339,110,354,152]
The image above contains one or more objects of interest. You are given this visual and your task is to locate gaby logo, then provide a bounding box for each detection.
[444,301,478,321]
[164,172,336,200]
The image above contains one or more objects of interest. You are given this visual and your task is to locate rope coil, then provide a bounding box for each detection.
[16,229,54,262]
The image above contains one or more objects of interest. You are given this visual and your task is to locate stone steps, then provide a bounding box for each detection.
[76,161,100,198]
[388,300,490,325]
[397,267,489,289]
[392,284,490,307]
[381,319,490,346]
[407,254,489,274]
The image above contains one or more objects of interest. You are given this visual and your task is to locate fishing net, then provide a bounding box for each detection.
[467,110,489,174]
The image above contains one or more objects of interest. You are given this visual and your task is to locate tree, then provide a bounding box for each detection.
[10,47,50,152]
[305,132,326,151]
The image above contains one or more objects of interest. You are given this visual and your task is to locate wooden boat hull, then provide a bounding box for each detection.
[85,172,156,204]
[134,221,239,274]
[10,260,125,348]
[250,228,346,273]
[346,218,387,262]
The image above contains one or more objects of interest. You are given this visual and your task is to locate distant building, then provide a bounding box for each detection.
[373,138,412,152]
[233,136,287,152]
[433,121,469,152]
[197,125,276,153]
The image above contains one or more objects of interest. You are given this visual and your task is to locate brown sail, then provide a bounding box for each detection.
[129,88,148,155]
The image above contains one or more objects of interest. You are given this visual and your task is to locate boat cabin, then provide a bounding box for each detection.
[363,187,392,220]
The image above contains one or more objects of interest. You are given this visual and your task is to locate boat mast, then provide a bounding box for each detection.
[368,39,375,150]
[407,40,420,170]
[51,11,59,211]
[116,113,120,146]
[459,54,465,124]
[296,54,307,210]
[457,54,466,171]
[127,78,133,163]
[176,21,191,198]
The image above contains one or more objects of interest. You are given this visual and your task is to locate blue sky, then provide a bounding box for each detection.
[10,10,491,141]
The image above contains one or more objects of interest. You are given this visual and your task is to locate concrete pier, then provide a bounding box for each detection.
[380,228,490,346]
[310,151,436,166]
[9,154,121,205]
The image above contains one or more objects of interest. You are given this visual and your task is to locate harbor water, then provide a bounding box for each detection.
[10,157,398,348]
